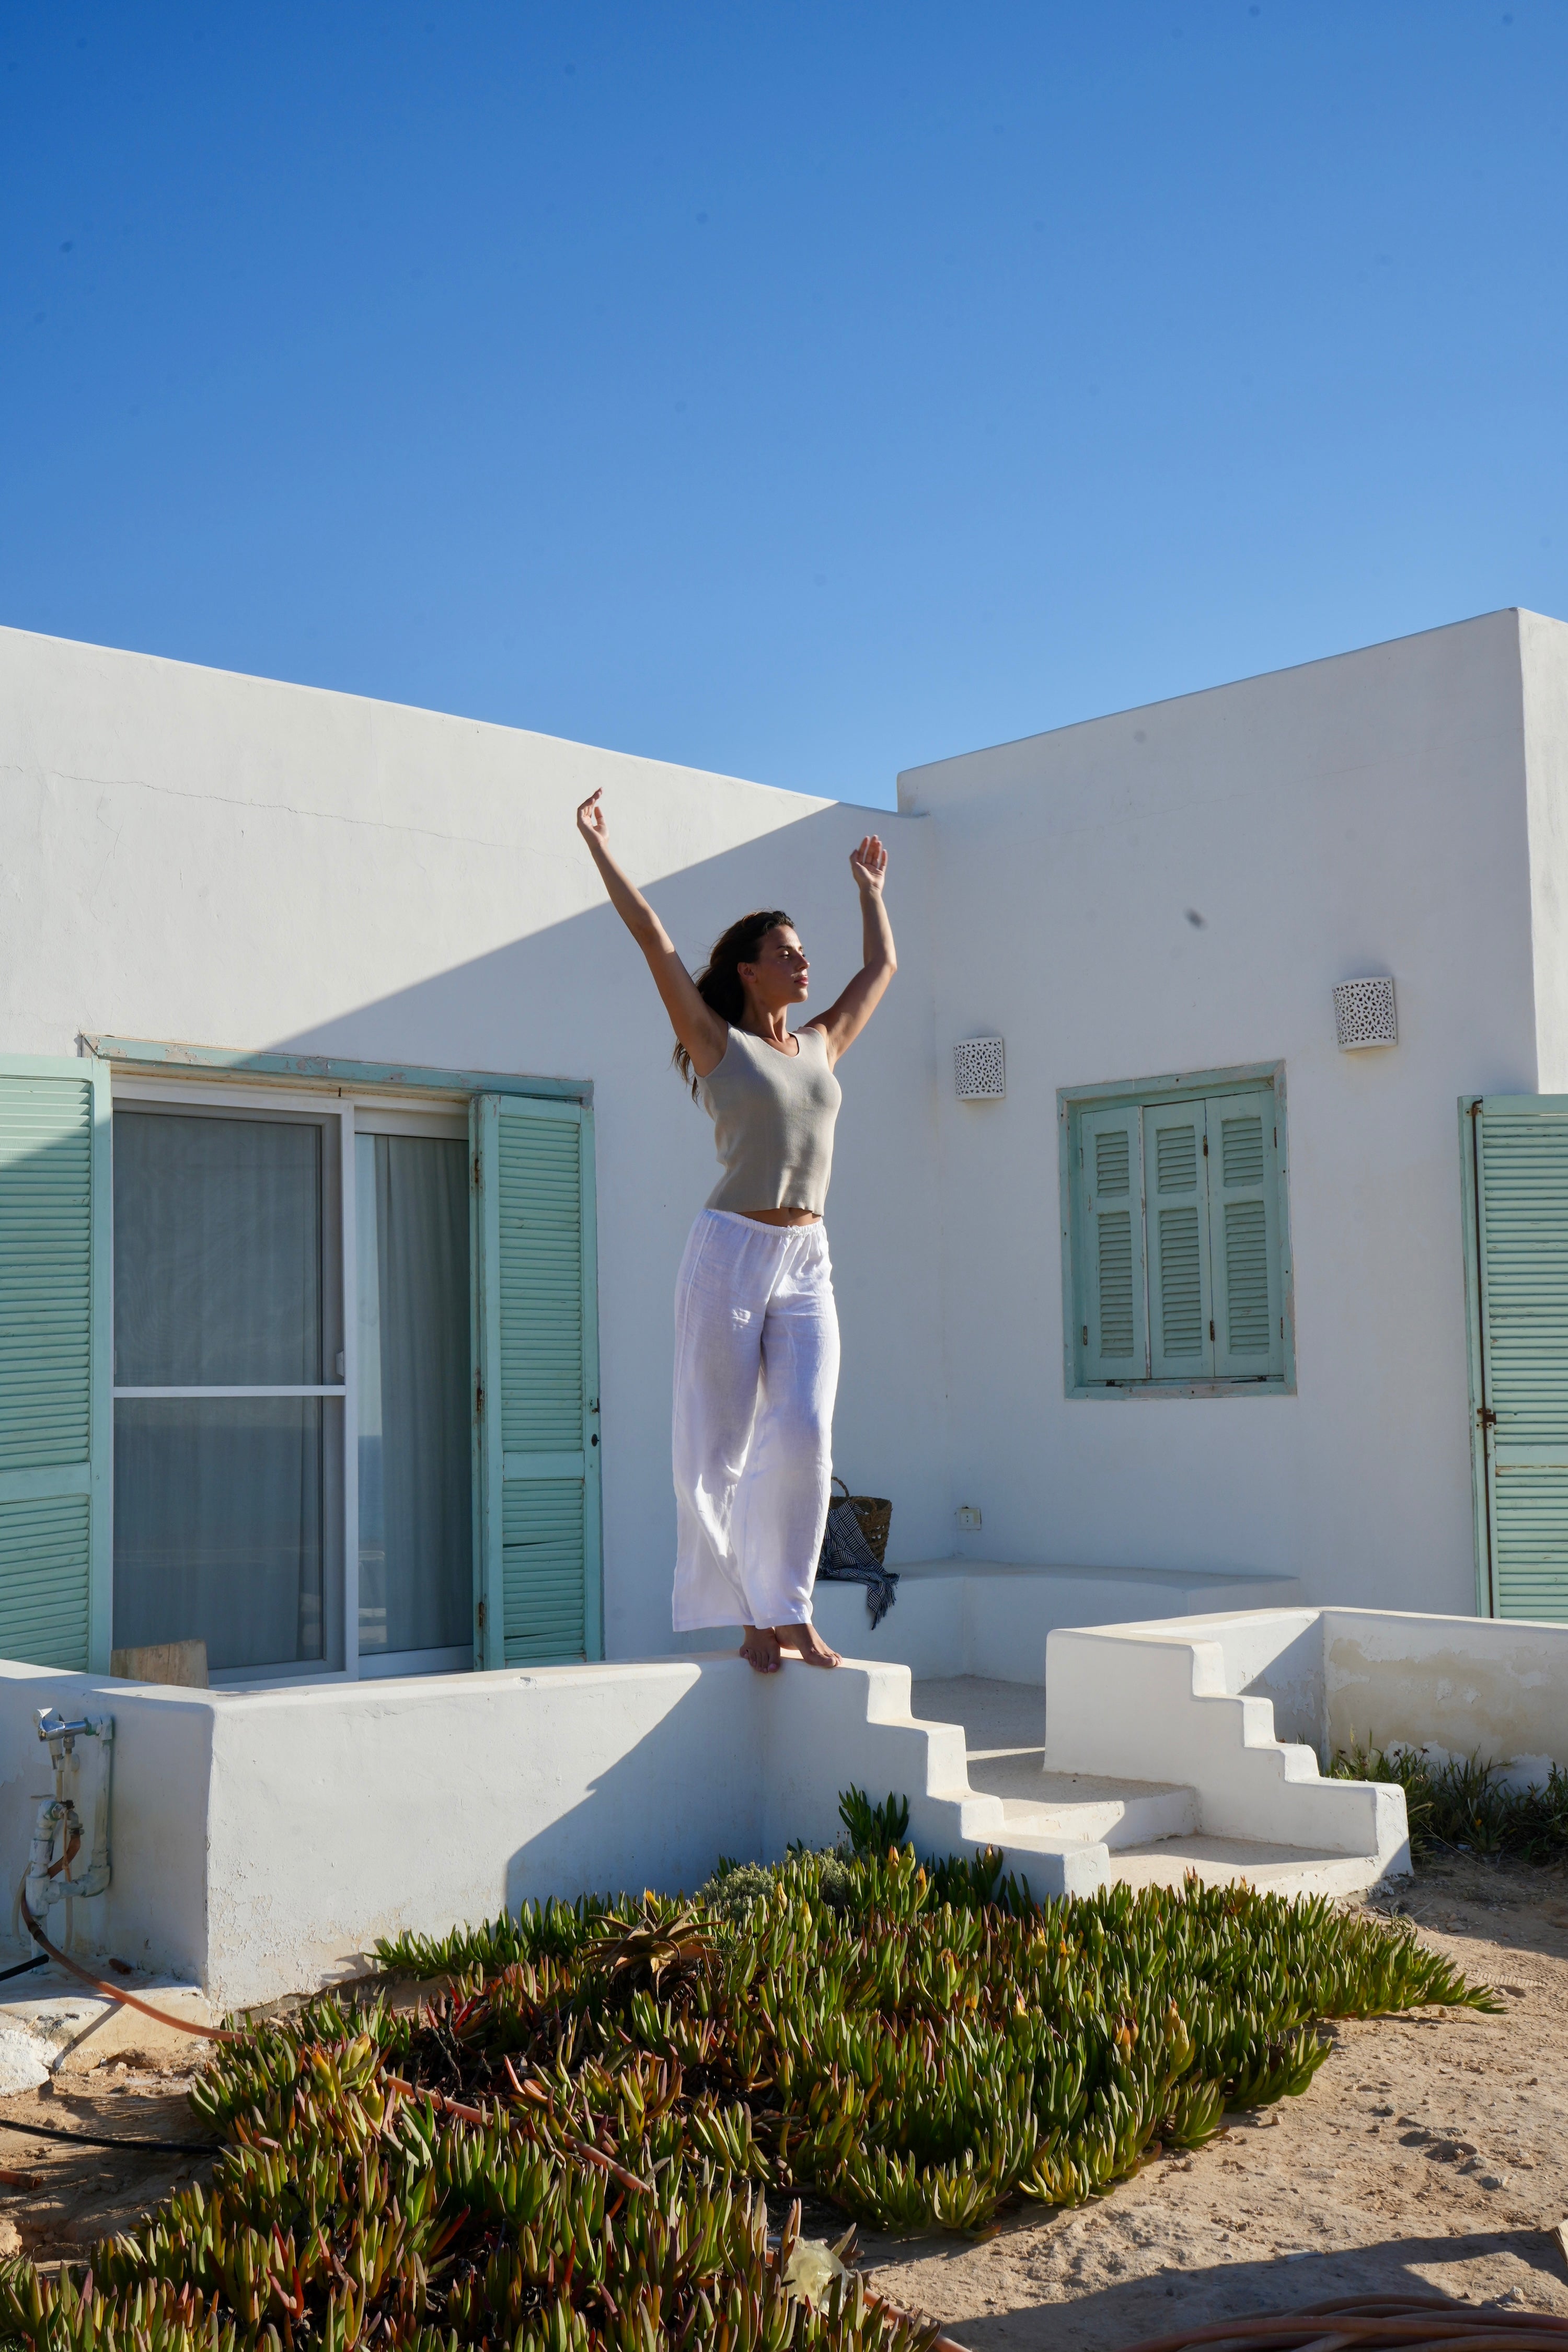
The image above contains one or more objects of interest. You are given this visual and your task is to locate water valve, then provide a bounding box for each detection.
[24,1709,114,1924]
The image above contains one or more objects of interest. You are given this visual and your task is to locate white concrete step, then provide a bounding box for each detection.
[0,1954,216,2078]
[966,1754,1197,1849]
[913,1674,1197,1848]
[1107,1838,1400,1897]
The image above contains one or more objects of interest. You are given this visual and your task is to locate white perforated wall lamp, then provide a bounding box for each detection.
[955,1037,1005,1099]
[1333,977,1398,1051]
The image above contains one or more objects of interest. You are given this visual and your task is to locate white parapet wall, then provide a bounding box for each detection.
[4,1604,1551,2008]
[1048,1603,1568,1784]
[0,1653,1029,2010]
[1320,1609,1568,1785]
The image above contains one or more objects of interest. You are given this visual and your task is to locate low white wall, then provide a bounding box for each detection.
[19,1607,1538,2002]
[1320,1606,1568,1782]
[0,1653,987,2008]
[1105,1602,1568,1782]
[1041,1603,1568,1878]
[203,1663,772,2002]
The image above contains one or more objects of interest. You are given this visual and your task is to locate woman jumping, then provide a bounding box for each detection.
[575,790,896,1673]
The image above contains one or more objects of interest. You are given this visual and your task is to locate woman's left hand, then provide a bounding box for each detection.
[850,834,888,895]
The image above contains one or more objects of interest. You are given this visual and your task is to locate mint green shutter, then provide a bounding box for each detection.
[471,1093,602,1667]
[1079,1105,1148,1381]
[1206,1088,1285,1381]
[1469,1098,1568,1620]
[1143,1102,1214,1380]
[0,1057,112,1669]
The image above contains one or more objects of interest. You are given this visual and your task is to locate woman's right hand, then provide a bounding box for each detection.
[577,789,609,845]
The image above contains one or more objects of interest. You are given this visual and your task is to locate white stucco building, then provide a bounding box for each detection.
[5,604,1568,1705]
[11,604,1568,1999]
[910,602,1568,1629]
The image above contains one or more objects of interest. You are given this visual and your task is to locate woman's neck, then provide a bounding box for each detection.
[740,1004,792,1046]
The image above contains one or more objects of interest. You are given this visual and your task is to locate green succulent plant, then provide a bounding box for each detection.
[0,1801,1496,2352]
[1331,1745,1568,1864]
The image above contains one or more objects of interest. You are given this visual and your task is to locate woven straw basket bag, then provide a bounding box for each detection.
[831,1477,892,1565]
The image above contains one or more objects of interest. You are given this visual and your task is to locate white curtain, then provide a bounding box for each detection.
[356,1135,471,1656]
[111,1112,470,1675]
[113,1112,322,1385]
[113,1396,327,1668]
[112,1112,330,1671]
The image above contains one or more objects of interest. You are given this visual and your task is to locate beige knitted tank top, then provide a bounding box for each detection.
[699,1025,842,1216]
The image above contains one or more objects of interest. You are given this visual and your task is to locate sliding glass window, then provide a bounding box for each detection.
[112,1104,344,1674]
[110,1092,472,1684]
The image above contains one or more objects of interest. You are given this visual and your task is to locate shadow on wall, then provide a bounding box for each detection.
[267,809,946,1659]
[497,1668,770,1911]
[269,804,916,1093]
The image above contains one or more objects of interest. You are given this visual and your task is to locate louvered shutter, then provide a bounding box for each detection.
[1205,1088,1285,1381]
[471,1093,602,1668]
[0,1058,111,1669]
[1143,1103,1214,1380]
[1470,1099,1568,1620]
[1079,1105,1148,1381]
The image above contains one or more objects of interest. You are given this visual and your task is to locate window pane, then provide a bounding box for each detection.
[113,1396,337,1670]
[113,1112,322,1386]
[356,1135,472,1656]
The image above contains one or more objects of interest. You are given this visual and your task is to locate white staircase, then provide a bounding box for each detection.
[905,1667,1407,1897]
[777,1616,1410,1899]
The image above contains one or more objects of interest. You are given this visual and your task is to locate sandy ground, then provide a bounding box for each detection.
[2,1855,1566,2346]
[0,2060,215,2263]
[860,1855,1568,2347]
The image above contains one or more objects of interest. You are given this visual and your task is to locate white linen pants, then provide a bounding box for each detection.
[671,1209,840,1631]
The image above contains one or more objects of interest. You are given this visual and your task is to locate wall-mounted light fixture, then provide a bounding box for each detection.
[1333,976,1398,1051]
[954,1037,1006,1099]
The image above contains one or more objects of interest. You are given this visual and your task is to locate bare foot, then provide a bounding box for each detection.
[775,1623,840,1668]
[740,1625,782,1674]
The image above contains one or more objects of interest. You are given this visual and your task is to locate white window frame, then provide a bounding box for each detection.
[111,1075,472,1686]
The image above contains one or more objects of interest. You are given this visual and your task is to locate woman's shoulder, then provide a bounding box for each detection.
[698,1025,742,1082]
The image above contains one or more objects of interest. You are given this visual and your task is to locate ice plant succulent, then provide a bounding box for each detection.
[0,1821,1496,2351]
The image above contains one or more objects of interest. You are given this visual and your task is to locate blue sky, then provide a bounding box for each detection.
[3,3,1564,808]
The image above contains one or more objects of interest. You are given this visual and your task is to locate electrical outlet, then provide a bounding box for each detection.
[955,1504,982,1531]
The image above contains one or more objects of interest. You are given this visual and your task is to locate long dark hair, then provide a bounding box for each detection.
[673,908,793,1098]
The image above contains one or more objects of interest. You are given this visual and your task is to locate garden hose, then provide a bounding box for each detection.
[17,1882,237,2044]
[0,2115,221,2157]
[15,1884,651,2188]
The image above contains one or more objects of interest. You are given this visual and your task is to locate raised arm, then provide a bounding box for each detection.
[803,835,897,1064]
[575,792,729,1077]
